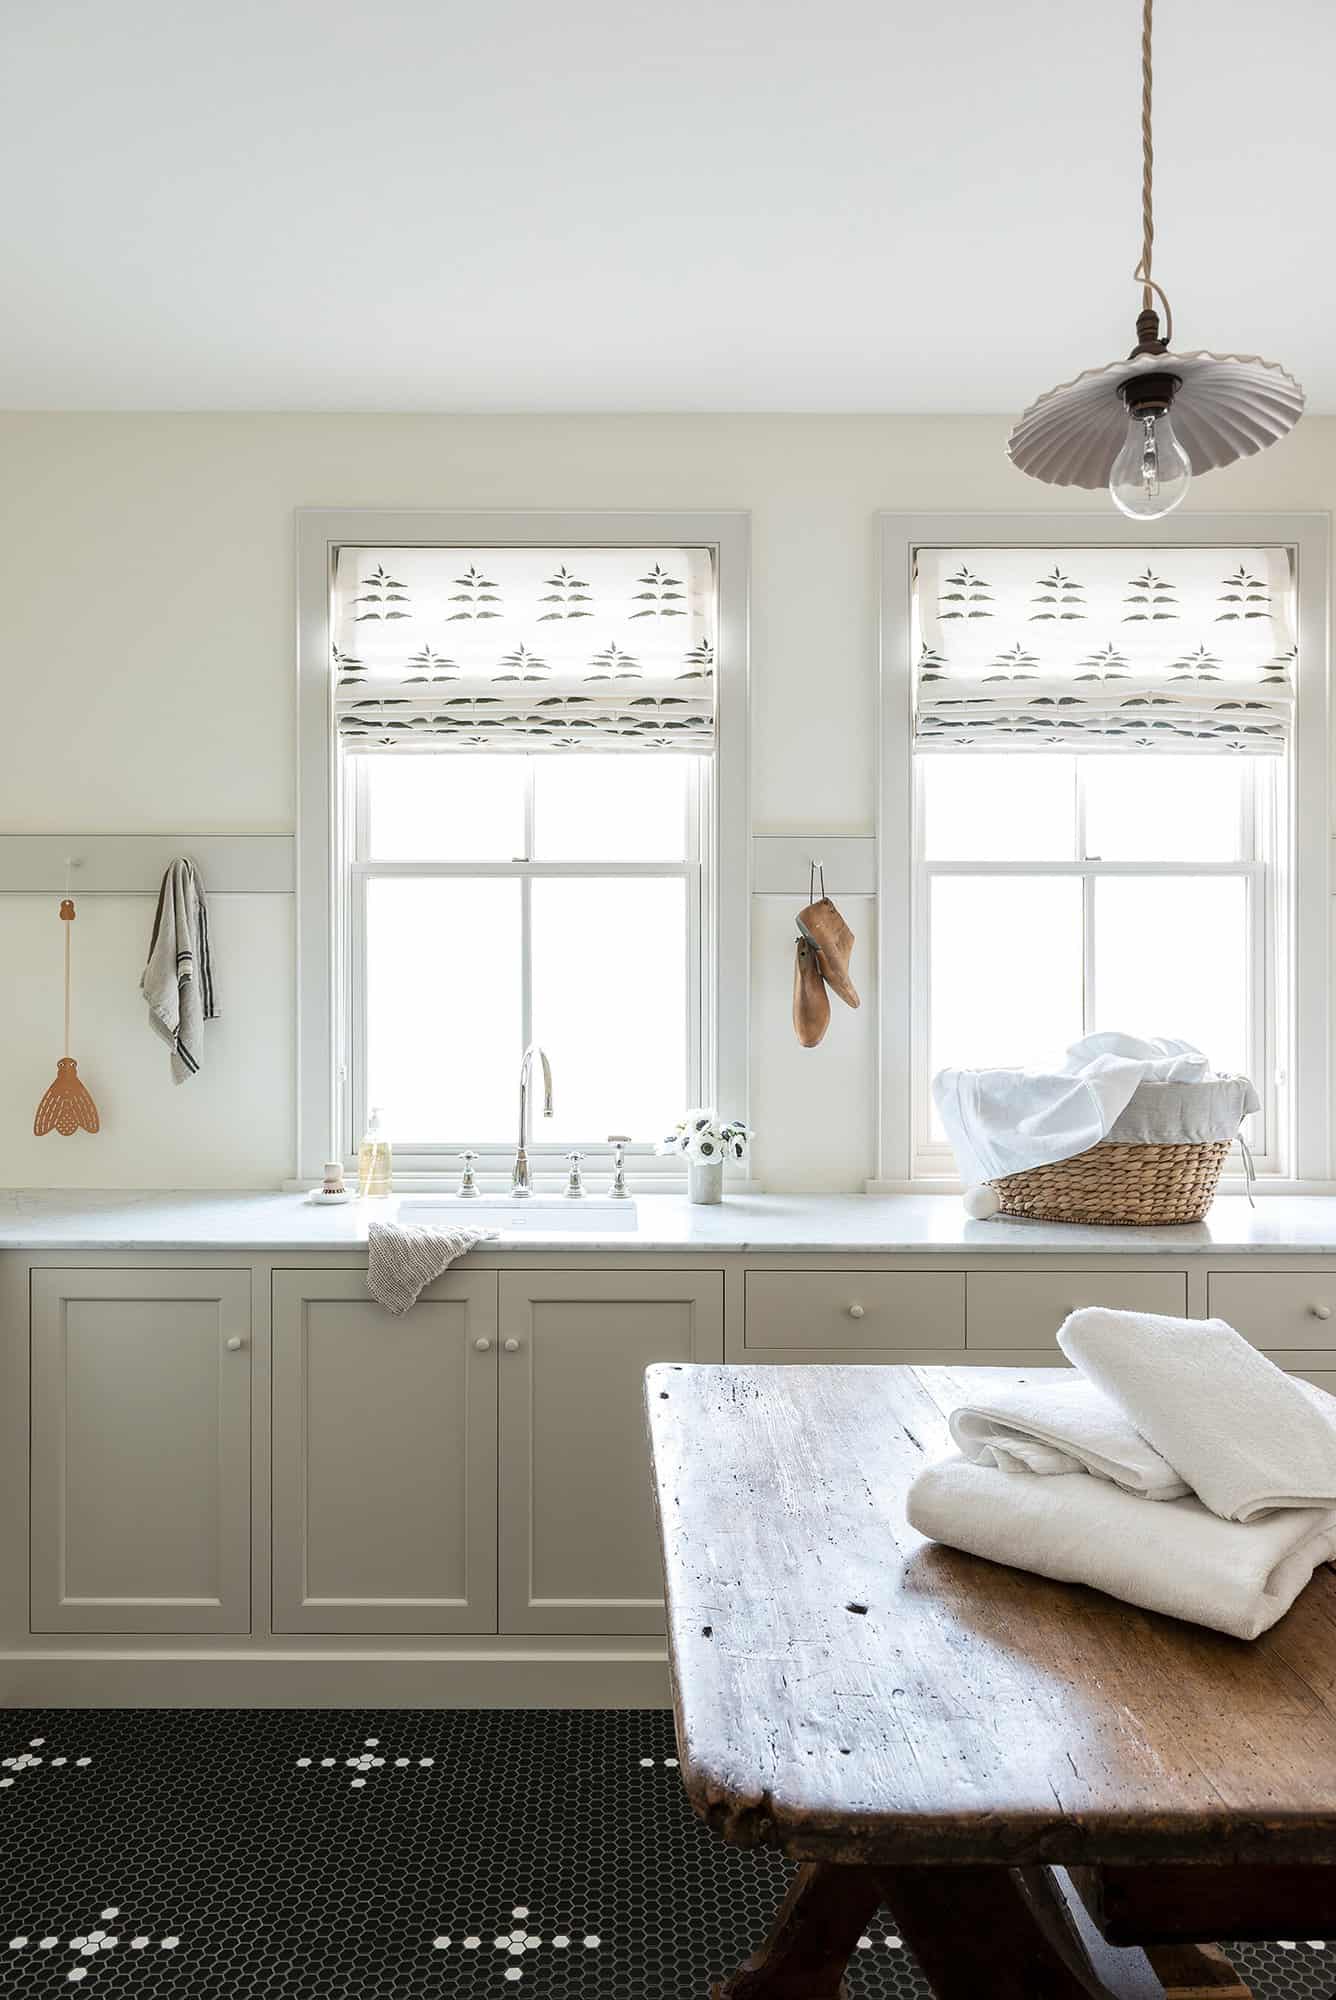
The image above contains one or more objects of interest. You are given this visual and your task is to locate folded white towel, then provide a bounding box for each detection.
[907,1454,1336,1641]
[948,1374,1189,1501]
[367,1220,496,1315]
[1059,1307,1336,1523]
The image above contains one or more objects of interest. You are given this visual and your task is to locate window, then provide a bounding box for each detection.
[349,751,702,1154]
[297,512,749,1184]
[877,517,1330,1191]
[916,751,1279,1167]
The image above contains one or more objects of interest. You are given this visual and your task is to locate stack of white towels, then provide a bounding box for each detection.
[907,1308,1336,1640]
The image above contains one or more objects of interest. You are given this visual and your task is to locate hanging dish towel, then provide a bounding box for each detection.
[932,1032,1256,1186]
[141,859,218,1082]
[367,1219,498,1315]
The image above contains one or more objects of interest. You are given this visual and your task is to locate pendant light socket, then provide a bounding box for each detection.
[1119,369,1181,420]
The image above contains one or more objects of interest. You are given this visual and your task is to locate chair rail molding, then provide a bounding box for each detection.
[0,834,294,896]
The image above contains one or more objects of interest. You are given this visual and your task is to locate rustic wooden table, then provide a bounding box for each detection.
[645,1362,1336,2000]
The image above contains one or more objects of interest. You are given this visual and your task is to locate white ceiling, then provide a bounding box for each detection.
[3,0,1331,413]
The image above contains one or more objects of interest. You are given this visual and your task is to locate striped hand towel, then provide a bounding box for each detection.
[141,859,218,1081]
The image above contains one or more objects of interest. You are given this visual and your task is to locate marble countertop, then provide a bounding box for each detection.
[2,1188,1336,1254]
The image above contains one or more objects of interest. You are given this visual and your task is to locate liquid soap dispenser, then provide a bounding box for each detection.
[357,1106,393,1199]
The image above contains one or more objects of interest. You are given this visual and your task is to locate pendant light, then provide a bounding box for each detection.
[1007,0,1303,518]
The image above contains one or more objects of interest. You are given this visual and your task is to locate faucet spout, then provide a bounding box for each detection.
[512,1043,554,1197]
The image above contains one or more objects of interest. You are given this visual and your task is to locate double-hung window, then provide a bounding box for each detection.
[878,520,1329,1188]
[297,513,748,1185]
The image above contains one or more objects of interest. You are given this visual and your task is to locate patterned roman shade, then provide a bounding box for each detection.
[333,545,715,751]
[914,546,1296,753]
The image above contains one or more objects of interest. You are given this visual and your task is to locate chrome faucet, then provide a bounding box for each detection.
[511,1043,554,1197]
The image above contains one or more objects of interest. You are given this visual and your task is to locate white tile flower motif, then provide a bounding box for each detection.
[0,1736,92,1791]
[429,1906,602,1985]
[6,1912,179,1986]
[294,1736,436,1789]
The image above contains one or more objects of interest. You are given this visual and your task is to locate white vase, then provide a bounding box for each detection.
[688,1159,724,1205]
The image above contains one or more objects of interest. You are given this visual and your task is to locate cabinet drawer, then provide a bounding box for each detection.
[744,1272,964,1352]
[1208,1274,1336,1350]
[966,1271,1188,1351]
[1263,1353,1336,1395]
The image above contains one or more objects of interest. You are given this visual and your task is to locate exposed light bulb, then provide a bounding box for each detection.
[1109,408,1191,519]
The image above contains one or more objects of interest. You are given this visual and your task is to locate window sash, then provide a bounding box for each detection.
[341,755,708,1167]
[909,756,1281,1179]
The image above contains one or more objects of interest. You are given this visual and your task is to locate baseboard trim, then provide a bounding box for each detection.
[0,1651,672,1709]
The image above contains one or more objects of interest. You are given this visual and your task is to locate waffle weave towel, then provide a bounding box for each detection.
[367,1219,497,1315]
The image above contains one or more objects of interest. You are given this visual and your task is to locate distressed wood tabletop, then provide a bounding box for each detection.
[645,1362,1336,1873]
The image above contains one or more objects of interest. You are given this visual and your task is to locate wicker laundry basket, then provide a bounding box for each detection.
[992,1138,1232,1227]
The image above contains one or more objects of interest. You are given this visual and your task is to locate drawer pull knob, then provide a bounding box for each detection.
[1311,1304,1332,1321]
[847,1303,866,1320]
[225,1336,244,1352]
[504,1337,521,1353]
[474,1337,492,1352]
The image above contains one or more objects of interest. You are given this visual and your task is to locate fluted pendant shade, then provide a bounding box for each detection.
[1008,347,1305,490]
[1007,0,1302,508]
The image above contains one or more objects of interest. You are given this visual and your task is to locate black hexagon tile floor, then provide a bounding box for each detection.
[0,1710,1331,1999]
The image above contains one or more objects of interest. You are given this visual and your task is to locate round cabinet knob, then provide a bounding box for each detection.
[1311,1304,1332,1321]
[504,1337,521,1353]
[225,1336,244,1351]
[847,1303,866,1321]
[474,1337,492,1352]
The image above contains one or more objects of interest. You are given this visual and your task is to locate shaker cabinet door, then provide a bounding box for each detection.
[30,1268,252,1634]
[498,1269,724,1635]
[271,1269,499,1634]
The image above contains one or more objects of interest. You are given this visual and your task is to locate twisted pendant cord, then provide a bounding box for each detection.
[1131,0,1173,343]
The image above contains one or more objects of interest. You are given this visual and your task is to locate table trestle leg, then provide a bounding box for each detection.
[711,1859,883,1999]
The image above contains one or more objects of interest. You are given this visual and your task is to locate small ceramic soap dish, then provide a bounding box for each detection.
[308,1162,354,1206]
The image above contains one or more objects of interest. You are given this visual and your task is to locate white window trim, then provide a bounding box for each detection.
[296,508,750,1186]
[874,511,1331,1195]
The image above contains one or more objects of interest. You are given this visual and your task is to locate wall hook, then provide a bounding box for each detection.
[808,860,825,903]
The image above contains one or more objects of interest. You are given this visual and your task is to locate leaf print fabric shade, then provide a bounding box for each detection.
[334,546,715,751]
[915,546,1296,753]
